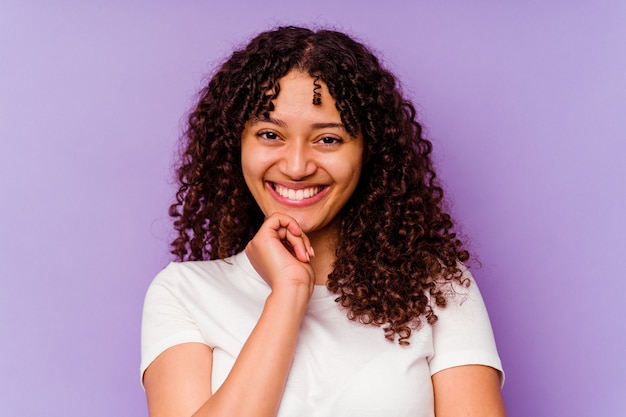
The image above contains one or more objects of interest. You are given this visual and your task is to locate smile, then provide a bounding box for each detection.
[273,184,323,201]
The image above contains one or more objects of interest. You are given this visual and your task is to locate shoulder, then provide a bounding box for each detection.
[140,251,267,378]
[144,251,271,317]
[434,265,485,315]
[148,251,262,295]
[429,266,505,383]
[430,266,495,337]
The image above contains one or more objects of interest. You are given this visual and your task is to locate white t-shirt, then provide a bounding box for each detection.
[141,251,503,417]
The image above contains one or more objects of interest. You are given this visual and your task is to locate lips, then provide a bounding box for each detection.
[273,183,322,201]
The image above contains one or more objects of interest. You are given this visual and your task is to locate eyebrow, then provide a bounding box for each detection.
[250,116,346,131]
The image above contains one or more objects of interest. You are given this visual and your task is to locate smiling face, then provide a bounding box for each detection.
[241,71,363,241]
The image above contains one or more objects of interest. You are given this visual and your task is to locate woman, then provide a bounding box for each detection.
[141,26,506,417]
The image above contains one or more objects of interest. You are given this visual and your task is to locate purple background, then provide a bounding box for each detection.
[1,1,624,416]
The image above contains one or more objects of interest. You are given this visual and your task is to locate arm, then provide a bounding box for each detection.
[432,365,506,417]
[429,268,506,416]
[144,213,315,417]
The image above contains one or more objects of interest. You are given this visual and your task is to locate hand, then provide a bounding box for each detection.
[245,213,316,295]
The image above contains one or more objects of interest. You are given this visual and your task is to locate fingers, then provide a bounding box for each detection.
[245,212,316,293]
[263,213,314,263]
[277,227,311,263]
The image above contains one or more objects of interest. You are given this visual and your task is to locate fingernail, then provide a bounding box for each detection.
[309,246,315,257]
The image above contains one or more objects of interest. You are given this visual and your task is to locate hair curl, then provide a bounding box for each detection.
[169,26,470,345]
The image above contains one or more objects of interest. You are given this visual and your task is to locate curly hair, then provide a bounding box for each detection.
[169,26,470,345]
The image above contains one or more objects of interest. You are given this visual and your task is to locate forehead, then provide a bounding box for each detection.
[269,71,340,119]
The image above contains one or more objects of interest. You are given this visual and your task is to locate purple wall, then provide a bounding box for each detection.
[1,1,624,416]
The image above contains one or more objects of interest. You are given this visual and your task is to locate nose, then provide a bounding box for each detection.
[279,140,316,180]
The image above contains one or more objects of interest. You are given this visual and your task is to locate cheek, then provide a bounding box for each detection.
[339,154,363,186]
[240,139,261,179]
[242,153,272,183]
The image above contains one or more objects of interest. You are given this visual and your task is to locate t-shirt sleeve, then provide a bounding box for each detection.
[427,270,504,385]
[140,263,207,383]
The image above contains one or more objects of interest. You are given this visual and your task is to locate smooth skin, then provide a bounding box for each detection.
[143,72,506,417]
[240,71,364,255]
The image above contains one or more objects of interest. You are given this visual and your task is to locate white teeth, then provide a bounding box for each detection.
[274,184,321,201]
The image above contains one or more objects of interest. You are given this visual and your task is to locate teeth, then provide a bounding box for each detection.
[274,184,321,201]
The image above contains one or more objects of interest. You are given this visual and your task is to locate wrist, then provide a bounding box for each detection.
[266,285,312,315]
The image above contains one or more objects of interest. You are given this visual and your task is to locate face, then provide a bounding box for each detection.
[241,71,363,240]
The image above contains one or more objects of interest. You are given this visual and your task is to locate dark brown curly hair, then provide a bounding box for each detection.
[169,26,470,345]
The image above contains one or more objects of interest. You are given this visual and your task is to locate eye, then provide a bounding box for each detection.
[257,130,280,141]
[318,136,343,145]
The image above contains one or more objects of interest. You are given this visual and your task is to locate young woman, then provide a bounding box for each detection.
[141,26,506,417]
